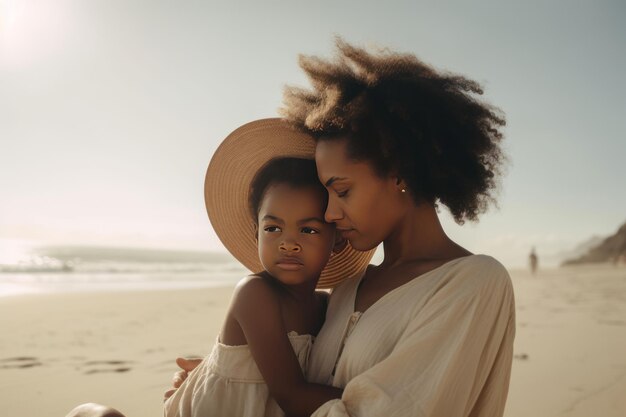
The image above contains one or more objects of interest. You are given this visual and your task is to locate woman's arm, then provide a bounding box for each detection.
[232,276,342,417]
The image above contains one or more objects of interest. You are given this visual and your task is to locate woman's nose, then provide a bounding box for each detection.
[324,197,343,223]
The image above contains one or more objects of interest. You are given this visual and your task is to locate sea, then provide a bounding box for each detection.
[0,239,248,297]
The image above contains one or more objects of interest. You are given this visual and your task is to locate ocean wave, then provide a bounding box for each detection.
[0,245,244,274]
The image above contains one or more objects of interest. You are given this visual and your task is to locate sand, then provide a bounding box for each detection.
[1,265,625,417]
[504,265,626,417]
[0,287,233,417]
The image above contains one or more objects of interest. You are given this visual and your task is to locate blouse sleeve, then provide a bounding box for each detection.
[311,260,516,417]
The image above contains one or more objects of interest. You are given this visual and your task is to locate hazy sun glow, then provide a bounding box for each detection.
[0,238,36,264]
[0,0,73,69]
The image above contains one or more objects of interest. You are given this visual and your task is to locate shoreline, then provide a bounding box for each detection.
[0,279,238,299]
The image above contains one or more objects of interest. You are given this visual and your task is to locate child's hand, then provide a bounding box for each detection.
[163,357,203,401]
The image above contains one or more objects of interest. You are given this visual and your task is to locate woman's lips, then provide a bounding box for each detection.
[337,228,355,237]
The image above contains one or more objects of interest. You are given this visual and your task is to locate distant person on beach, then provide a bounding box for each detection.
[67,39,515,417]
[529,247,539,275]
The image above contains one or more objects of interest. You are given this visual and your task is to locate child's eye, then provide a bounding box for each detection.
[264,226,281,233]
[301,227,319,234]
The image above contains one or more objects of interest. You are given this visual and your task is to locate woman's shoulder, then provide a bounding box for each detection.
[451,254,513,296]
[460,254,509,275]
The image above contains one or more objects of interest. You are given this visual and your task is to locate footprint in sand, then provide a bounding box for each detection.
[0,356,43,369]
[80,360,134,374]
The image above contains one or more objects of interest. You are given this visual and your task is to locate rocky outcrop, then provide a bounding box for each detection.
[562,222,626,265]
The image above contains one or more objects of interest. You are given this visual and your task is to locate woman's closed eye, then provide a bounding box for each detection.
[335,189,349,198]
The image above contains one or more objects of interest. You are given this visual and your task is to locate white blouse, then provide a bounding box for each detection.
[307,255,516,417]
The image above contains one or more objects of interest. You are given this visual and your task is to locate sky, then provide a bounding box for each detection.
[1,0,625,267]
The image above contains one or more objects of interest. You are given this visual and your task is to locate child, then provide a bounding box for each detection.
[163,119,373,417]
[63,120,372,417]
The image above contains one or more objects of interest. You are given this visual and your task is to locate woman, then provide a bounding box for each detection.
[171,39,514,417]
[70,39,515,417]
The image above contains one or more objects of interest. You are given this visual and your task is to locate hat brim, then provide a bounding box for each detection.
[205,118,374,288]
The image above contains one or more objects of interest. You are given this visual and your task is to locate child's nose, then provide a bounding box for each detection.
[279,240,301,252]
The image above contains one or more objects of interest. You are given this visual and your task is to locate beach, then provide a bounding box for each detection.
[1,265,625,417]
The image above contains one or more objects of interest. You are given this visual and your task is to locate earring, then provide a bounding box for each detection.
[401,188,406,193]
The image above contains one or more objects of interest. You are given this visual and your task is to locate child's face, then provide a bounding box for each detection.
[257,183,336,287]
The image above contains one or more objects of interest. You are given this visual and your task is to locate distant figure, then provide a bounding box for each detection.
[529,247,539,275]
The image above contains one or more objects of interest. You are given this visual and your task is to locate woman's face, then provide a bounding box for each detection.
[315,138,407,251]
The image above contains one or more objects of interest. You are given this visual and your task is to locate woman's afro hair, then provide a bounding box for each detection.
[280,38,507,224]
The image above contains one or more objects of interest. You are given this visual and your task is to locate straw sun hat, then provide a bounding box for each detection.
[204,118,374,289]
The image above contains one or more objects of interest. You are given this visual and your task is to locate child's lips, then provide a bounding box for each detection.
[276,257,304,270]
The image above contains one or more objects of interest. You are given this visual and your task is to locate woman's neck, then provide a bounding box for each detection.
[380,203,470,268]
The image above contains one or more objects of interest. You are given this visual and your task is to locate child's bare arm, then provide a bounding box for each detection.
[231,276,342,417]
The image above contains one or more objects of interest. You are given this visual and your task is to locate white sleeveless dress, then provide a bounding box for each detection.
[164,331,313,417]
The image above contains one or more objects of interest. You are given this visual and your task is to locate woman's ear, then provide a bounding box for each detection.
[332,231,348,254]
[394,176,408,194]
